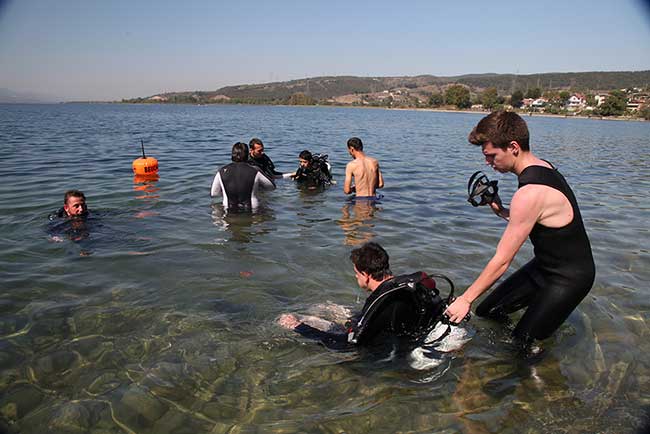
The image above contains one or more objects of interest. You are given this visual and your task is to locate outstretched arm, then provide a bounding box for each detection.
[445,187,541,323]
[278,314,351,350]
[256,172,276,190]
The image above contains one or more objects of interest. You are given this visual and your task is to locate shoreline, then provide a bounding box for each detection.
[389,106,649,122]
[31,100,648,123]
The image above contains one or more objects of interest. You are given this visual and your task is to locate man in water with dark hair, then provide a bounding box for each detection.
[48,190,90,243]
[344,137,384,199]
[290,150,332,188]
[58,190,88,218]
[445,111,595,354]
[248,138,286,180]
[211,142,276,210]
[278,242,469,355]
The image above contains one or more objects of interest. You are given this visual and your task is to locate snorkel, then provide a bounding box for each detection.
[467,171,499,207]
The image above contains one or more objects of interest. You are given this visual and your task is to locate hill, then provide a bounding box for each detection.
[123,70,650,107]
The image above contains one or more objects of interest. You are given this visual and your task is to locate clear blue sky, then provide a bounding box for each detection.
[1,0,649,101]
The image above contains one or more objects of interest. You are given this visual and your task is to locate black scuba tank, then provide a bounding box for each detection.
[347,272,450,345]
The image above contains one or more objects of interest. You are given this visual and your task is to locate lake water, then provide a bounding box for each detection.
[0,103,649,433]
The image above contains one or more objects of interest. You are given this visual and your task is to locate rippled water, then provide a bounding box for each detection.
[0,103,649,433]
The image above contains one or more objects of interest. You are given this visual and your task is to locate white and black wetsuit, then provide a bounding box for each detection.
[210,162,275,210]
[476,163,595,341]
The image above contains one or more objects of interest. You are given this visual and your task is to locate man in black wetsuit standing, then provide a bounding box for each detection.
[445,111,595,351]
[248,138,285,180]
[211,142,275,210]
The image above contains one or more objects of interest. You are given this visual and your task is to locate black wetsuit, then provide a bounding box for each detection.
[210,162,275,210]
[47,209,91,241]
[249,154,282,179]
[294,272,444,351]
[476,163,595,341]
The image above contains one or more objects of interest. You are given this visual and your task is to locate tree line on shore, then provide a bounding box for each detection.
[122,71,650,120]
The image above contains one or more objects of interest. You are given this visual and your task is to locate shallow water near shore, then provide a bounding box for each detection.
[1,103,649,433]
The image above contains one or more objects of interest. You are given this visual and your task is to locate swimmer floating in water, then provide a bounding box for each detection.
[50,189,88,219]
[48,189,91,243]
[278,242,470,359]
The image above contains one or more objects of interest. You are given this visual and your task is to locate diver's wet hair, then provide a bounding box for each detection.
[231,142,249,162]
[347,137,363,151]
[350,242,392,281]
[64,190,85,205]
[299,150,312,161]
[468,110,530,151]
[249,137,263,149]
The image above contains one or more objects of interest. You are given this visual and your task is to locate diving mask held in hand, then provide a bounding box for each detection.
[467,171,499,207]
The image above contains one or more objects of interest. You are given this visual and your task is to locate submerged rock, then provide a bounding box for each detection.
[0,383,45,422]
[31,350,79,382]
[48,401,91,432]
[119,384,167,424]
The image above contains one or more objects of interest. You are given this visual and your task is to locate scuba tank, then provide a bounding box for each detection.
[347,272,464,346]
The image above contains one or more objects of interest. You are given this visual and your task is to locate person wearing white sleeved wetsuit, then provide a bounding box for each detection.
[211,142,275,210]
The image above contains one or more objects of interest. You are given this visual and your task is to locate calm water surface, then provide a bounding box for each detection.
[0,103,649,433]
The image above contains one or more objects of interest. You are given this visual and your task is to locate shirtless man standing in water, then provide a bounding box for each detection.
[344,137,384,198]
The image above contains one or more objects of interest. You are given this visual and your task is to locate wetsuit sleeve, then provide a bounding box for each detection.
[210,172,224,197]
[293,322,352,351]
[266,155,283,176]
[255,172,276,190]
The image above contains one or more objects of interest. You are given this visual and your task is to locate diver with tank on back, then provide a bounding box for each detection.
[278,242,470,357]
[289,150,333,189]
[445,111,595,356]
[211,142,276,211]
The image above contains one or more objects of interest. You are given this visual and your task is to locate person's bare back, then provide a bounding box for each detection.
[344,137,384,197]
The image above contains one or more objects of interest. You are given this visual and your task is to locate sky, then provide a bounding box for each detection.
[1,0,649,101]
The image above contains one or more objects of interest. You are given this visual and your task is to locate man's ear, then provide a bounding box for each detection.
[508,140,522,155]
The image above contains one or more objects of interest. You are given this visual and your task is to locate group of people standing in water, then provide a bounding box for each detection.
[210,135,383,211]
[55,110,595,360]
[275,110,595,358]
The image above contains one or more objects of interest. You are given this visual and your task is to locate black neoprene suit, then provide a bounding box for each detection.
[476,164,595,341]
[249,154,282,179]
[294,272,430,351]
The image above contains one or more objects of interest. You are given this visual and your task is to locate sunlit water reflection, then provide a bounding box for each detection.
[0,104,648,433]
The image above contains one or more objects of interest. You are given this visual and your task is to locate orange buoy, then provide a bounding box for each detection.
[132,140,159,177]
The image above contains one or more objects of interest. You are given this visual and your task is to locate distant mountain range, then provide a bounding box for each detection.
[0,88,61,103]
[126,70,650,105]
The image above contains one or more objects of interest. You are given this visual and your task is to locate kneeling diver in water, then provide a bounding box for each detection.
[278,242,470,355]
